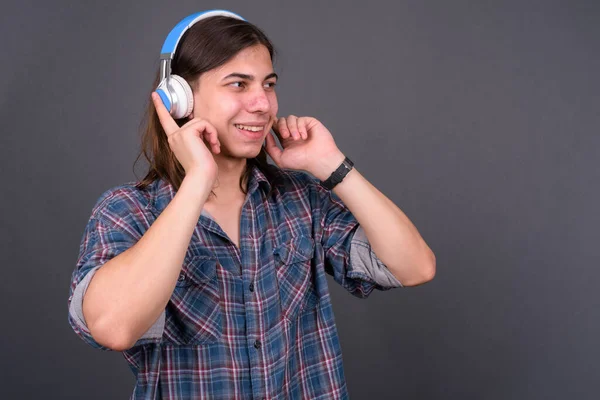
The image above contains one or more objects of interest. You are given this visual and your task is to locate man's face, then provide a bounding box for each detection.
[191,44,279,159]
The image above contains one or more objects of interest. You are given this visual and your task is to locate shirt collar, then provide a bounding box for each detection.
[247,160,272,195]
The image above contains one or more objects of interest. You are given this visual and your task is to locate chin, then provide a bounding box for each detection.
[222,142,264,160]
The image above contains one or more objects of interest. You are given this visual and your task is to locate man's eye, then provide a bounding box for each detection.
[229,82,244,88]
[264,82,277,89]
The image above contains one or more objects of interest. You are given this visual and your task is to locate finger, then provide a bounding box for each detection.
[287,115,300,140]
[276,117,291,139]
[271,119,284,142]
[297,117,308,140]
[184,119,221,154]
[201,122,221,154]
[271,121,284,142]
[271,119,281,135]
[151,92,179,136]
[264,131,283,165]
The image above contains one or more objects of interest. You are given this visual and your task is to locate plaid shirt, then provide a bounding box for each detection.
[68,164,401,399]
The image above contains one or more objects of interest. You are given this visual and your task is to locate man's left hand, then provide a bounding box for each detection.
[264,115,346,180]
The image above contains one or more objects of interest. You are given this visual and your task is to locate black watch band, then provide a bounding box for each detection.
[321,157,354,190]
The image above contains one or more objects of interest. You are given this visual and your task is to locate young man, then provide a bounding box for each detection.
[68,11,435,399]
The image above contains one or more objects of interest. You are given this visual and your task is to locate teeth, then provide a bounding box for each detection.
[235,124,263,132]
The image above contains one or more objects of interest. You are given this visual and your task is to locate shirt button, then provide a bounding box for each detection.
[254,340,261,349]
[249,282,255,292]
[177,273,185,282]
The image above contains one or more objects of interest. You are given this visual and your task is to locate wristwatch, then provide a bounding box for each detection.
[321,157,354,190]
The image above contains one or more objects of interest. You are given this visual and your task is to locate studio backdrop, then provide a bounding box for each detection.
[0,0,598,399]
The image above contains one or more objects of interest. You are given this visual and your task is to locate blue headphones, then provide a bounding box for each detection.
[156,10,246,119]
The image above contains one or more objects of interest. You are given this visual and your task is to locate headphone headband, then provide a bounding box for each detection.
[159,10,246,60]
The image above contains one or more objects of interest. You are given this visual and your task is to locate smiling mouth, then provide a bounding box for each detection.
[234,124,265,132]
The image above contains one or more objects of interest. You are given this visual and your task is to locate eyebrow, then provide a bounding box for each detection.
[222,72,278,81]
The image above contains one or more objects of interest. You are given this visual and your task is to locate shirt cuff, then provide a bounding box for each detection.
[69,266,166,342]
[349,226,403,288]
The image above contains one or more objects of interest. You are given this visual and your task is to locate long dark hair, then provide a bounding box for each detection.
[134,16,277,192]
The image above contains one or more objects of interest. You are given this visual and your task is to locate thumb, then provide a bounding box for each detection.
[264,131,283,166]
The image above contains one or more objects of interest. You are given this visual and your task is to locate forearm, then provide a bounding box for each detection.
[83,173,212,350]
[313,153,435,286]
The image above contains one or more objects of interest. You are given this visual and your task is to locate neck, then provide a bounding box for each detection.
[209,154,248,203]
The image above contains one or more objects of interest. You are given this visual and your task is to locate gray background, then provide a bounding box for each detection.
[1,0,598,398]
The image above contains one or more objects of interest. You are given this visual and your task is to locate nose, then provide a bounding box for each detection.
[247,87,271,113]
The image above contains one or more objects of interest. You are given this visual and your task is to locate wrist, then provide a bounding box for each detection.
[320,156,354,190]
[181,171,215,200]
[310,150,346,181]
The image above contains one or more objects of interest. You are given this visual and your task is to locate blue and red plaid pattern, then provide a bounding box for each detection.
[68,164,395,399]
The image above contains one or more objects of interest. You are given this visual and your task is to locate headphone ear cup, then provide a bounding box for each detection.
[169,75,194,119]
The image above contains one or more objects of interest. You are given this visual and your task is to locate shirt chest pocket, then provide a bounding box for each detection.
[164,256,222,345]
[273,235,319,321]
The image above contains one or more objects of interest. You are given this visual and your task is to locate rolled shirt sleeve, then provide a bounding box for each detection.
[350,226,402,288]
[67,202,164,350]
[317,182,402,298]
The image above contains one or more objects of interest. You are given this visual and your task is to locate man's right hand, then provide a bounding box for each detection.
[151,92,220,187]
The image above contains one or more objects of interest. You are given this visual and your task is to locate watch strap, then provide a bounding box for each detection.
[321,157,354,190]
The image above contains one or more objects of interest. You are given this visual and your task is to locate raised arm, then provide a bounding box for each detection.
[265,115,435,287]
[80,93,221,350]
